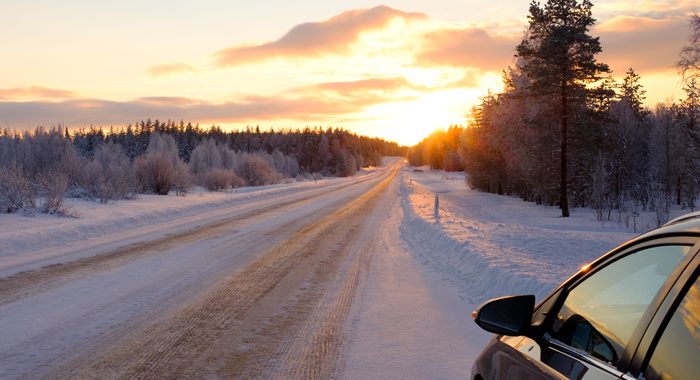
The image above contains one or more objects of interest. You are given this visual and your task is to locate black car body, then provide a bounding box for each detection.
[471,212,700,380]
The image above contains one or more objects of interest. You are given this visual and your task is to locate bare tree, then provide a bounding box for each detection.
[647,179,671,228]
[204,168,244,191]
[589,154,612,221]
[0,168,35,213]
[136,133,189,195]
[677,13,700,84]
[190,139,223,183]
[236,154,278,186]
[82,143,132,202]
[35,170,69,214]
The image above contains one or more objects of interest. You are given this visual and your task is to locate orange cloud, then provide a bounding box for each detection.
[597,0,696,20]
[139,96,201,106]
[146,63,197,77]
[294,77,417,97]
[597,15,667,32]
[213,5,427,66]
[595,15,688,73]
[298,75,480,94]
[0,84,411,129]
[415,13,689,76]
[0,86,76,100]
[416,27,518,71]
[443,72,480,88]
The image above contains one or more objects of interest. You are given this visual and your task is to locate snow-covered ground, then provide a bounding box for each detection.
[401,167,639,303]
[359,164,685,373]
[341,172,485,379]
[0,166,386,276]
[1,160,687,378]
[342,165,647,378]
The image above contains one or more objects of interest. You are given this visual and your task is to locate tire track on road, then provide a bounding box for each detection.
[276,174,397,379]
[0,169,386,307]
[59,163,400,379]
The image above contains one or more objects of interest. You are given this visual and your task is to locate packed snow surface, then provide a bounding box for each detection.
[0,160,666,378]
[0,167,384,276]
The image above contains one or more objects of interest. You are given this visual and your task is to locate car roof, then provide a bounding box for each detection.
[635,211,700,241]
[665,211,700,227]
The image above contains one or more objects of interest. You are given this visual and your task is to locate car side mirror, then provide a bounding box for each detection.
[473,295,535,336]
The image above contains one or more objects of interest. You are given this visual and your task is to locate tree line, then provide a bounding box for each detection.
[0,122,404,214]
[410,0,699,226]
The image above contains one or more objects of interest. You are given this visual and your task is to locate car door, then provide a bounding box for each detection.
[630,247,700,380]
[494,238,698,380]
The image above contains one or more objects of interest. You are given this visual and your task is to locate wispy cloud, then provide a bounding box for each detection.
[596,0,697,21]
[595,15,688,73]
[414,10,690,76]
[443,72,481,88]
[213,5,427,67]
[416,27,518,71]
[145,63,197,77]
[293,77,418,97]
[0,78,419,128]
[138,96,202,106]
[0,86,76,100]
[155,6,515,79]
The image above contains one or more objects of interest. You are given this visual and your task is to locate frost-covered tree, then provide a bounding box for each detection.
[0,127,78,214]
[34,170,69,214]
[269,149,299,177]
[336,149,358,177]
[135,133,190,195]
[189,139,224,183]
[0,168,35,213]
[676,81,700,209]
[236,154,278,186]
[620,68,648,120]
[204,168,244,191]
[82,142,132,201]
[677,13,700,84]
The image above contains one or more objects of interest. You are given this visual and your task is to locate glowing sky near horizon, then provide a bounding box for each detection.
[0,0,695,145]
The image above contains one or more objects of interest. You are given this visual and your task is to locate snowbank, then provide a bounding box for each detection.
[400,167,637,303]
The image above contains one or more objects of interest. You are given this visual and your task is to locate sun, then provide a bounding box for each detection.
[357,86,491,146]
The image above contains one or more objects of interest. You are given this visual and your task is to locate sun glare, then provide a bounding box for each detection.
[204,68,501,147]
[361,88,475,146]
[478,71,505,94]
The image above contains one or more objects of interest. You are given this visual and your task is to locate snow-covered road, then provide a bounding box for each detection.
[0,161,641,379]
[0,161,419,379]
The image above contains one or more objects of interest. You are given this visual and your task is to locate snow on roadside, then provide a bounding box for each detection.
[0,167,385,258]
[340,176,486,379]
[400,166,637,303]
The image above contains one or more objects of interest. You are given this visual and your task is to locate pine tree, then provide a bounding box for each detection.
[516,0,609,217]
[620,68,647,120]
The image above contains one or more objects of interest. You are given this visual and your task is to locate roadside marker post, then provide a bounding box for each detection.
[434,193,440,219]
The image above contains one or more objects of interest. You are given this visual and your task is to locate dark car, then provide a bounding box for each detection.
[471,211,700,380]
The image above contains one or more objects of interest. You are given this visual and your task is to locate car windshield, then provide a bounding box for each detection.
[551,245,690,364]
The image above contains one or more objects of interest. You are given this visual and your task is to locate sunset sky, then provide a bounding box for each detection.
[1,0,696,145]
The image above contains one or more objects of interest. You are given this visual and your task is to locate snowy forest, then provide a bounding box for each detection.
[0,122,404,214]
[410,5,700,225]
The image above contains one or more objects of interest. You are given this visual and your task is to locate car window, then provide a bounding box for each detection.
[549,245,690,366]
[643,273,700,380]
